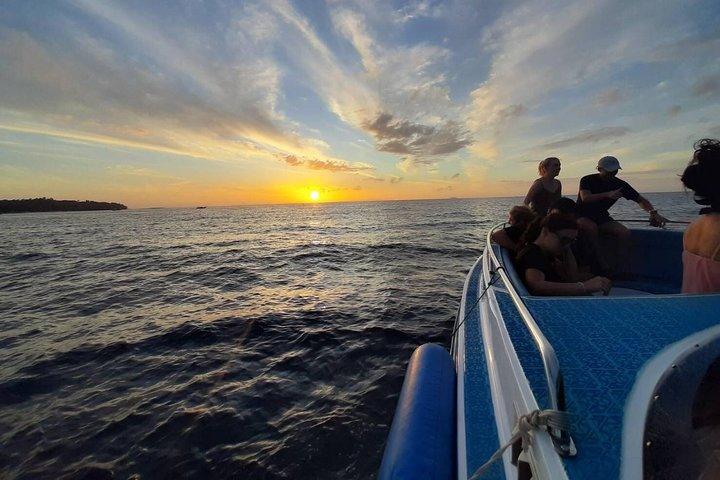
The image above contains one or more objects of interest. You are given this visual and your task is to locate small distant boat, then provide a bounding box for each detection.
[196,206,207,209]
[379,222,720,479]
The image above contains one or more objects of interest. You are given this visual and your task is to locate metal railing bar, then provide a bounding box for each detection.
[484,223,575,456]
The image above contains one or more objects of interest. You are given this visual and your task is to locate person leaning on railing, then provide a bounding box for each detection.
[515,213,611,296]
[490,205,536,252]
[680,139,720,294]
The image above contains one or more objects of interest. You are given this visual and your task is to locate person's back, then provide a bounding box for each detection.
[681,139,720,294]
[682,215,720,293]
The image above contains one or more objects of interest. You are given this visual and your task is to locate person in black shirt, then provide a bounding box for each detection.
[576,155,668,273]
[516,213,611,295]
[491,205,535,252]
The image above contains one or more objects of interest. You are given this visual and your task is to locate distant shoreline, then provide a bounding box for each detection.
[0,198,127,214]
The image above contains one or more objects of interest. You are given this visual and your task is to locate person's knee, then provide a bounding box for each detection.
[578,218,598,236]
[602,222,631,240]
[617,225,631,240]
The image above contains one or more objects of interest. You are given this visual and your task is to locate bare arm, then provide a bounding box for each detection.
[524,180,542,206]
[553,247,579,282]
[525,268,586,296]
[491,229,517,251]
[636,195,668,227]
[636,195,654,212]
[525,269,611,296]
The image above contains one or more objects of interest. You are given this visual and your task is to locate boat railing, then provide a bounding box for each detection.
[483,223,576,457]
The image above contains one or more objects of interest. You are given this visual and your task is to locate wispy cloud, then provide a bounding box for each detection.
[539,127,631,150]
[280,154,372,173]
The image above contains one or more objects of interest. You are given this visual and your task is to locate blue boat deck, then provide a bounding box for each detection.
[498,292,720,478]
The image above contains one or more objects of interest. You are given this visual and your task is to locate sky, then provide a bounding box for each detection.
[1,0,719,207]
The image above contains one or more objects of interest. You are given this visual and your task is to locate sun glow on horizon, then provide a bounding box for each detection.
[310,190,320,201]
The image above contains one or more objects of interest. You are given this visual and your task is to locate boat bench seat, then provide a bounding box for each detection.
[493,228,683,296]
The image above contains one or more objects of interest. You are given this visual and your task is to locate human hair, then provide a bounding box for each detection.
[550,197,577,216]
[541,212,578,233]
[518,213,577,249]
[509,205,535,227]
[538,157,560,175]
[681,138,720,211]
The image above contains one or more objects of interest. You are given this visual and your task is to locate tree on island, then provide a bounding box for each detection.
[0,197,127,214]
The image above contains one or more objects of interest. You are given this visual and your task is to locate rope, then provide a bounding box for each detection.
[450,267,503,341]
[468,409,572,479]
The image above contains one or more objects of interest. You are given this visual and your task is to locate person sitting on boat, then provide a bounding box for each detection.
[680,138,720,294]
[576,155,668,274]
[548,197,605,277]
[524,157,562,217]
[516,213,611,296]
[490,205,536,252]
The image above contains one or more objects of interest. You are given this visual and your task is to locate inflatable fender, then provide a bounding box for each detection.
[378,343,456,480]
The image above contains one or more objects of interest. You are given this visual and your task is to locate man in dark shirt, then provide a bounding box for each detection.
[576,156,668,273]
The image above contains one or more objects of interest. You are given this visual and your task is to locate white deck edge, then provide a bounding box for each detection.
[485,288,570,480]
[621,324,720,480]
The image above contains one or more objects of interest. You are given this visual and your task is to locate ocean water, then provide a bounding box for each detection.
[0,193,699,479]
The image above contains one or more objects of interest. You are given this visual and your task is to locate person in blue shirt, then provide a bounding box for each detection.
[576,155,668,274]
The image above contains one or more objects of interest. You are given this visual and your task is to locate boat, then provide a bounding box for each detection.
[378,222,720,479]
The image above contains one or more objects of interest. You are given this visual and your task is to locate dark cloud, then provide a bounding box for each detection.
[389,176,403,184]
[280,154,372,173]
[364,112,471,157]
[539,127,631,150]
[450,173,461,179]
[283,155,302,166]
[692,74,720,97]
[377,140,412,154]
[668,105,682,116]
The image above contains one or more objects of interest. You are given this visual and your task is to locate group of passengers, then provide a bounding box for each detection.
[491,139,720,296]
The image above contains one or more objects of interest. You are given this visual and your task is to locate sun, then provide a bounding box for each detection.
[310,190,320,201]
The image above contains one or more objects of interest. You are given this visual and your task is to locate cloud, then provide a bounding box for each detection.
[450,173,461,180]
[539,127,631,150]
[0,13,324,164]
[466,0,713,147]
[668,105,682,116]
[280,154,372,173]
[692,74,720,97]
[389,176,403,184]
[363,112,471,157]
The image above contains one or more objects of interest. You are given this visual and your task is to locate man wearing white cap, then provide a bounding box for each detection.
[576,155,668,273]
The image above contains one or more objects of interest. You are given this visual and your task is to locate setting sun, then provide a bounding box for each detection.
[310,190,320,201]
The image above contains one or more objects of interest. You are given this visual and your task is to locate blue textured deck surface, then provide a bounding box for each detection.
[462,260,504,479]
[496,291,720,479]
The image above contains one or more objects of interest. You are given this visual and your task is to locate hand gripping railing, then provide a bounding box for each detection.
[483,224,576,457]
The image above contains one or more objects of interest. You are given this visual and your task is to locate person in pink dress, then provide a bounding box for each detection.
[680,139,720,294]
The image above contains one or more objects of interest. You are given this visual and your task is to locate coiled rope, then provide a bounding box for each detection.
[468,409,573,479]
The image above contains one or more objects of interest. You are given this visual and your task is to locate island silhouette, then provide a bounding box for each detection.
[0,197,127,214]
